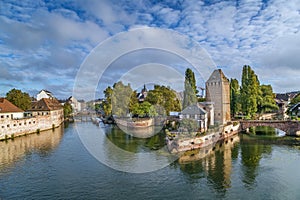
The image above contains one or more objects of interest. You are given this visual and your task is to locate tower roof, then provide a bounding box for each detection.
[206,69,229,83]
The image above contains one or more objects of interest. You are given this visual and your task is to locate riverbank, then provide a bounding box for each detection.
[166,123,240,153]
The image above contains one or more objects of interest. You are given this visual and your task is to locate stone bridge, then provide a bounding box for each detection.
[240,120,300,136]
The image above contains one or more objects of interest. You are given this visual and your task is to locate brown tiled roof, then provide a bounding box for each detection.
[28,98,62,111]
[0,98,24,113]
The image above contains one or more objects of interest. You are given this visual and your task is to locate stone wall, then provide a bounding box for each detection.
[0,109,63,140]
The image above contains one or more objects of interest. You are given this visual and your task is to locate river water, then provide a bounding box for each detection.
[0,122,300,200]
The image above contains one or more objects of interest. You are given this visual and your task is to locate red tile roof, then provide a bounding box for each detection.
[0,98,24,113]
[28,98,63,111]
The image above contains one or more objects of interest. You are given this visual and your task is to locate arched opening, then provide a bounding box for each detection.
[243,126,286,137]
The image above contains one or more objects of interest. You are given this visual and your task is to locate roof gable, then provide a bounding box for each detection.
[181,104,207,115]
[0,98,24,113]
[28,98,62,111]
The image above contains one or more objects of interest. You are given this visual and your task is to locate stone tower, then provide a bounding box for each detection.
[205,69,230,125]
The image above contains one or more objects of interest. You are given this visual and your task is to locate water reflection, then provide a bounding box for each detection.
[178,135,240,194]
[248,126,286,137]
[0,126,64,173]
[105,125,166,153]
[239,133,273,187]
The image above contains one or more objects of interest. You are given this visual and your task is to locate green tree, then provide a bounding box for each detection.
[128,90,138,113]
[180,118,198,133]
[257,85,278,113]
[131,101,157,117]
[102,86,113,116]
[6,88,31,110]
[183,68,197,109]
[111,81,134,117]
[240,65,260,118]
[63,102,73,118]
[145,85,181,115]
[230,78,241,117]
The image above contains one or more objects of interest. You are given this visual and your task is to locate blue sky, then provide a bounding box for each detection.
[0,0,299,100]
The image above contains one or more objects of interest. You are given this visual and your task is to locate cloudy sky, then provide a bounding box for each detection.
[0,0,299,100]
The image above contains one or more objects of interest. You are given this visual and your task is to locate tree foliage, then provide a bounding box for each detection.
[102,83,181,117]
[6,88,31,110]
[145,85,181,115]
[111,81,134,117]
[183,68,197,109]
[230,78,241,116]
[131,101,157,117]
[257,85,278,113]
[180,118,198,133]
[102,86,113,116]
[63,102,73,118]
[240,65,260,118]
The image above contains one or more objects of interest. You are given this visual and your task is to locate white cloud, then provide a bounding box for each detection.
[0,0,299,98]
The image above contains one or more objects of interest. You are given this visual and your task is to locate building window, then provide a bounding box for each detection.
[7,124,10,128]
[1,126,4,129]
[1,115,4,118]
[6,115,9,118]
[24,122,27,125]
[14,124,16,127]
[19,123,22,126]
[33,121,35,124]
[29,122,31,124]
[218,113,221,116]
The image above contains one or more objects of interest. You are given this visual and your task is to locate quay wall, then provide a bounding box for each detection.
[0,110,63,140]
[115,118,154,128]
[167,123,240,153]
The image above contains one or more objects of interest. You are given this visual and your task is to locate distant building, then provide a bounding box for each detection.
[289,103,300,117]
[206,69,231,125]
[275,92,299,119]
[67,96,81,113]
[0,98,24,120]
[137,84,148,103]
[180,103,208,132]
[37,90,54,101]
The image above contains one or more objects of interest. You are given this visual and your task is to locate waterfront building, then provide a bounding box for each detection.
[206,69,231,125]
[180,103,208,132]
[0,97,63,140]
[27,98,64,125]
[0,98,24,120]
[37,89,54,101]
